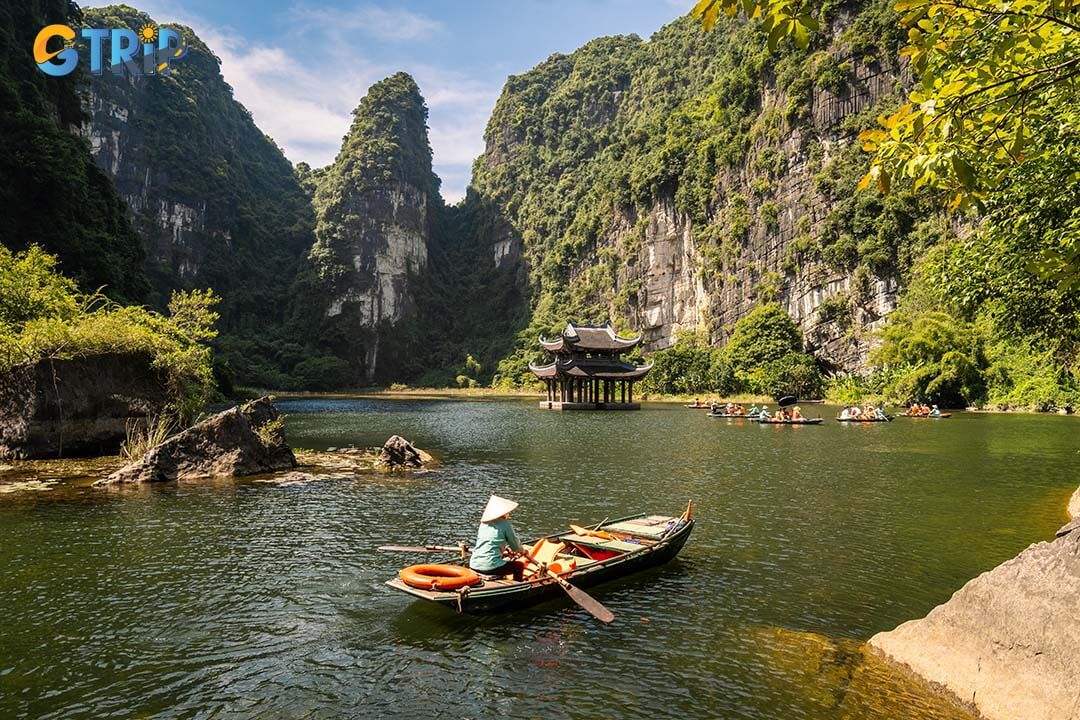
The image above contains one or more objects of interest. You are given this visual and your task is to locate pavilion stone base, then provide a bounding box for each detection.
[538,401,641,411]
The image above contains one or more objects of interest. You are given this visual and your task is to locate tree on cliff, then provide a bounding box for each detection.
[692,0,1080,285]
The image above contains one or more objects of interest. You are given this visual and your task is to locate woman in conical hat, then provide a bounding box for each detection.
[469,495,526,580]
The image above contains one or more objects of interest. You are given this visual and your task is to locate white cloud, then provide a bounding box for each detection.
[287,4,444,42]
[78,1,494,201]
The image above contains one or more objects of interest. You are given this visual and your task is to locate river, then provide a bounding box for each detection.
[0,397,1075,719]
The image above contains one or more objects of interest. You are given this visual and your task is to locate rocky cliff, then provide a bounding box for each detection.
[0,0,147,303]
[303,72,440,383]
[0,352,169,459]
[466,0,937,377]
[868,498,1080,720]
[78,6,315,386]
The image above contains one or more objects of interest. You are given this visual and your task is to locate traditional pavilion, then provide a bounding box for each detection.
[530,321,653,410]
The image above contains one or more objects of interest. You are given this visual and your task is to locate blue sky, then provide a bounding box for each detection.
[83,1,690,202]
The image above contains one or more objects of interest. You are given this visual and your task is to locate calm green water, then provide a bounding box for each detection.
[0,398,1076,719]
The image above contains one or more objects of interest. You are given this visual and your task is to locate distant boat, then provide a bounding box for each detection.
[758,417,823,425]
[708,412,760,419]
[836,416,892,423]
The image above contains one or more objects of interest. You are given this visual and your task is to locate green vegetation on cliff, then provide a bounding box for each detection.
[0,0,147,302]
[466,1,941,387]
[641,303,824,398]
[79,6,316,390]
[0,246,219,420]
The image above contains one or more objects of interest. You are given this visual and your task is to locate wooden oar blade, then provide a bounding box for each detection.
[562,582,614,623]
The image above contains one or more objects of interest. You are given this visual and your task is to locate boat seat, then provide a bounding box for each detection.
[560,533,644,553]
[526,538,566,565]
[602,516,675,539]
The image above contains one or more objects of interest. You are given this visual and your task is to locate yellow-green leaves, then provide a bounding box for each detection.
[690,0,821,50]
[691,0,1080,215]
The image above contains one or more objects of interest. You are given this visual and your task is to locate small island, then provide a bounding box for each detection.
[530,322,653,410]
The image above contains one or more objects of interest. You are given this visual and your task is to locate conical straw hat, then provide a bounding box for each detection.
[481,495,518,523]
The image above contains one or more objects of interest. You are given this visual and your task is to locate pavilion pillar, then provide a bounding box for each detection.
[621,381,626,404]
[628,382,633,404]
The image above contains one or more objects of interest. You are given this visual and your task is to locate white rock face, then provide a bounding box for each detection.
[324,183,428,328]
[869,498,1080,720]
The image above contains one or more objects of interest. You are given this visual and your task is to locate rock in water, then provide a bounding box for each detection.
[98,397,296,485]
[376,435,432,469]
[0,352,168,459]
[868,511,1080,720]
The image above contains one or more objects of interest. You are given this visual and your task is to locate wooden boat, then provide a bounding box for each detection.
[385,511,694,615]
[757,417,823,425]
[835,415,892,423]
[685,403,711,409]
[708,412,760,419]
[898,412,952,419]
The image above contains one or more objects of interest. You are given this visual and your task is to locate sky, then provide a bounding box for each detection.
[83,1,690,203]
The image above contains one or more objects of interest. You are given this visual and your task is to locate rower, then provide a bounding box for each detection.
[759,405,770,420]
[469,495,526,581]
[930,404,941,416]
[749,404,759,415]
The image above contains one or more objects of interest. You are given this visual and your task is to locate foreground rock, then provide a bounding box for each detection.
[869,495,1080,720]
[97,397,296,485]
[0,352,168,459]
[375,435,433,469]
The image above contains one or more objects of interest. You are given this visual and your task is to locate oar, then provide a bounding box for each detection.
[514,552,614,624]
[378,543,470,561]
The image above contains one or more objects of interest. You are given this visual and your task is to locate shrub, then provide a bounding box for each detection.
[0,246,220,422]
[722,303,803,373]
[871,309,987,405]
[757,353,824,399]
[291,354,353,391]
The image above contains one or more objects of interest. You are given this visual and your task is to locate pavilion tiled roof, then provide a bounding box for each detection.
[538,321,641,353]
[528,358,653,380]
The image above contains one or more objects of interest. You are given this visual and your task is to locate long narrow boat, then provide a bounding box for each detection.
[757,417,823,425]
[835,416,891,423]
[897,412,952,419]
[708,412,760,419]
[685,403,711,409]
[385,510,694,615]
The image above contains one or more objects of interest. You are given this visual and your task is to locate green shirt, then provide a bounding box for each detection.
[469,518,523,572]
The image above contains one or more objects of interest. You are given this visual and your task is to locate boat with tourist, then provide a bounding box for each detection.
[836,415,892,423]
[384,506,694,616]
[758,417,823,425]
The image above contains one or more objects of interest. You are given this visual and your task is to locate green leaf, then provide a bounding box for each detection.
[951,154,976,190]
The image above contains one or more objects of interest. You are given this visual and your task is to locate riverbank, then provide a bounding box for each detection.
[868,483,1080,720]
[235,385,779,405]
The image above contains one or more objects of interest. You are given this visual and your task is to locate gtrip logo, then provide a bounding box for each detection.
[34,22,188,77]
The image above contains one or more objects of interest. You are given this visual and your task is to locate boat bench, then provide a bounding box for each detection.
[558,533,645,553]
[602,515,676,540]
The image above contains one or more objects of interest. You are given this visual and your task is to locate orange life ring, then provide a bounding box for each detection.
[399,564,481,591]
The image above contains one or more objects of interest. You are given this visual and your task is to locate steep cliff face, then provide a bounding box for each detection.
[304,72,439,383]
[78,6,315,386]
[0,0,147,302]
[468,0,934,376]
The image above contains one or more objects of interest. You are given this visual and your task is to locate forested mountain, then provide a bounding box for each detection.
[79,5,315,389]
[295,72,441,386]
[463,1,935,384]
[0,0,147,302]
[2,1,1075,408]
